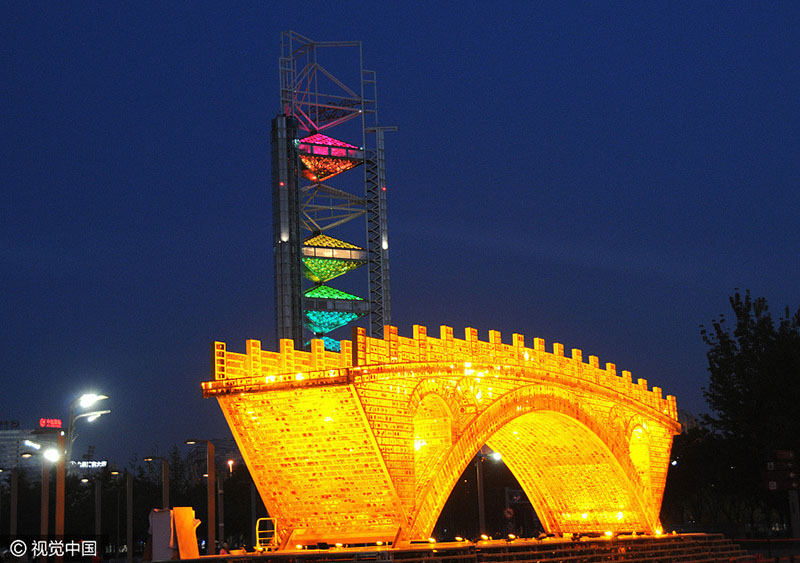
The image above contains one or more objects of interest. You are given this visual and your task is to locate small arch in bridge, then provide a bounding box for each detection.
[628,422,652,498]
[413,393,453,497]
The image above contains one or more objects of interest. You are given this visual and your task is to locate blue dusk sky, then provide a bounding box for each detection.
[2,2,798,465]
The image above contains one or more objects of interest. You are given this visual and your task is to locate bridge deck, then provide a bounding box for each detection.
[169,534,752,563]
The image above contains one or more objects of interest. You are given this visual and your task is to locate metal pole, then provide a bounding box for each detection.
[95,479,102,537]
[55,434,66,536]
[207,442,216,555]
[10,467,18,539]
[250,480,257,549]
[789,490,800,539]
[66,402,76,464]
[126,472,133,563]
[41,462,50,538]
[55,433,66,563]
[476,455,486,535]
[161,459,169,510]
[115,485,121,563]
[218,475,224,548]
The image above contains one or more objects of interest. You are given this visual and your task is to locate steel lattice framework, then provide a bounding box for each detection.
[272,31,394,350]
[204,326,680,546]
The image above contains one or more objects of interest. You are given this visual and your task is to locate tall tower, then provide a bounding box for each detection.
[272,31,394,351]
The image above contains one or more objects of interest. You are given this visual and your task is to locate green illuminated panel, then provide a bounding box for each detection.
[302,257,366,283]
[304,285,363,301]
[305,337,342,352]
[304,310,363,334]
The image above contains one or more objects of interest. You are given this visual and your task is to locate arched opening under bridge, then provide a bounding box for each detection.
[414,402,655,538]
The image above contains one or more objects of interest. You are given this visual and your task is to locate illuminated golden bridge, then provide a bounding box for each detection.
[202,325,680,547]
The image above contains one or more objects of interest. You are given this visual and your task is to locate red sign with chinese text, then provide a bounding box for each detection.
[39,418,63,428]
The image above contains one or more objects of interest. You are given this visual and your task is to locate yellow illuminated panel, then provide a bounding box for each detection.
[203,325,680,545]
[304,234,362,250]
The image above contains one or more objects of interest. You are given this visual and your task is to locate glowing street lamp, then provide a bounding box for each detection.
[144,456,170,510]
[186,439,216,554]
[67,393,109,462]
[78,393,107,408]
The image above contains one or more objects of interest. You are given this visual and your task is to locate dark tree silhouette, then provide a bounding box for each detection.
[660,290,800,536]
[701,290,800,458]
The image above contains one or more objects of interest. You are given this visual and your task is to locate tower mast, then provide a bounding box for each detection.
[271,31,394,350]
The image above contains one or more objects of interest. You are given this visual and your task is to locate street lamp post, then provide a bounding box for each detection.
[66,393,109,462]
[80,477,103,537]
[250,479,257,549]
[218,459,234,547]
[55,432,66,563]
[1,467,19,539]
[21,445,60,540]
[475,446,502,537]
[186,439,215,554]
[83,479,101,536]
[143,456,170,510]
[41,460,49,539]
[0,469,4,537]
[217,472,224,548]
[126,471,133,563]
[110,468,121,563]
[96,479,101,537]
[475,453,486,535]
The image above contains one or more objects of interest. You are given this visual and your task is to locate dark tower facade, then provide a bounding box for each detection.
[271,31,394,350]
[271,114,303,345]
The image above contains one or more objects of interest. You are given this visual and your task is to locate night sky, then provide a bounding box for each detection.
[3,3,799,467]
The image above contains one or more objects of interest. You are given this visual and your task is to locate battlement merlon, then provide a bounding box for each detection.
[203,324,680,425]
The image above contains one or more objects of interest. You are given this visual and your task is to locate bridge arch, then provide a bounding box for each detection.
[408,381,656,538]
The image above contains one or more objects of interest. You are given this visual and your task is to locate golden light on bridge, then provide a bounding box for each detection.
[202,325,680,547]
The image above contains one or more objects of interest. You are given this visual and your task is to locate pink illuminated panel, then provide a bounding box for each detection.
[301,133,358,148]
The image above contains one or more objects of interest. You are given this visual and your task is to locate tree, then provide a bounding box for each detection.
[701,290,800,459]
[662,290,800,536]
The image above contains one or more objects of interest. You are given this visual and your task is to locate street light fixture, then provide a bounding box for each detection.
[78,393,108,408]
[67,393,109,462]
[143,456,170,510]
[185,439,215,554]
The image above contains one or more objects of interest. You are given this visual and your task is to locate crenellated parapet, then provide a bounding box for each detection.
[204,324,678,422]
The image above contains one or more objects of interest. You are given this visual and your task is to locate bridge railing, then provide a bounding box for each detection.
[204,324,677,421]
